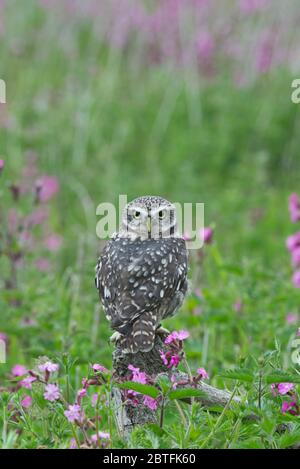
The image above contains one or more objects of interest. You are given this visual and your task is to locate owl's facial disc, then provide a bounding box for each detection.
[122,200,177,240]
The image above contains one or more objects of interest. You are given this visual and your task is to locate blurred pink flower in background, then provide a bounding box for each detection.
[192,306,202,316]
[288,193,300,223]
[182,232,192,241]
[292,270,300,289]
[239,0,268,13]
[201,227,214,244]
[44,234,62,251]
[0,159,4,173]
[196,31,215,63]
[21,395,32,408]
[286,313,297,325]
[286,232,300,252]
[256,31,274,74]
[234,300,243,313]
[11,364,27,376]
[36,176,59,203]
[91,393,99,407]
[35,258,51,272]
[25,207,49,227]
[8,209,19,234]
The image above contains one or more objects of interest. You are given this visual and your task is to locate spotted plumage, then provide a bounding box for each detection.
[95,196,188,353]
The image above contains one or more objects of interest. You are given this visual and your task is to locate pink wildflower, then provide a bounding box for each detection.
[239,0,268,13]
[289,193,300,222]
[36,176,59,202]
[278,383,294,395]
[286,313,297,325]
[159,350,168,366]
[234,300,243,313]
[11,364,27,377]
[128,364,147,384]
[77,388,87,399]
[170,375,178,389]
[164,330,189,345]
[292,270,300,288]
[169,355,180,368]
[201,227,214,244]
[292,248,300,268]
[0,159,4,173]
[196,32,215,62]
[92,363,109,374]
[20,376,36,390]
[271,384,277,396]
[143,395,158,411]
[281,401,298,415]
[35,258,51,272]
[64,404,82,423]
[44,234,62,252]
[197,367,209,380]
[182,232,192,241]
[38,361,59,373]
[286,232,300,252]
[91,431,110,442]
[91,393,99,407]
[69,438,77,449]
[25,207,49,227]
[44,384,60,402]
[21,395,32,408]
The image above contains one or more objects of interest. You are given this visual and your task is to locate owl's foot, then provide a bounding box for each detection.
[156,326,170,340]
[109,331,122,345]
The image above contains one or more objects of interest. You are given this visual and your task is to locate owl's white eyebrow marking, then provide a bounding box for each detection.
[127,206,148,216]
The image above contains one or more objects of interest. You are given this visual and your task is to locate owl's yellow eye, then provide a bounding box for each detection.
[158,210,165,220]
[134,211,141,219]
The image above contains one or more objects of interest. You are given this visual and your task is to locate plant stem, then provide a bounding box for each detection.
[174,399,188,428]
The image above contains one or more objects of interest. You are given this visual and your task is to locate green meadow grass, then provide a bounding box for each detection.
[0,1,300,449]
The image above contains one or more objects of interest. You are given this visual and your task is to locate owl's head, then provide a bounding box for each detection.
[121,196,177,240]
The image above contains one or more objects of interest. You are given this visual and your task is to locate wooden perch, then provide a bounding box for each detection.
[111,335,238,439]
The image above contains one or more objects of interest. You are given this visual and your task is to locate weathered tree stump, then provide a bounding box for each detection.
[111,335,238,439]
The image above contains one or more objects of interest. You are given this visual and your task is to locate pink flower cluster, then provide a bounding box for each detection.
[159,330,189,369]
[0,154,62,293]
[286,194,300,289]
[271,382,299,416]
[126,364,159,411]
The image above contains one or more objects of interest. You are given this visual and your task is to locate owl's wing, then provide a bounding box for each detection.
[95,237,188,334]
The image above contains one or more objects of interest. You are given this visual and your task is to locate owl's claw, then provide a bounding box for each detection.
[156,326,170,339]
[109,332,122,344]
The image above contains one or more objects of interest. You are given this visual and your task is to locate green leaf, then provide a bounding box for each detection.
[218,368,254,382]
[265,372,300,384]
[168,388,207,400]
[117,381,160,399]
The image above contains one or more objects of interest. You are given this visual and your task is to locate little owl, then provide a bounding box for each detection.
[95,196,188,353]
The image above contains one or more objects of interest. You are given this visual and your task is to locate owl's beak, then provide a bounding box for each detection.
[147,217,152,234]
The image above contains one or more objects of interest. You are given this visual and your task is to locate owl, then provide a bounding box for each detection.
[95,196,188,353]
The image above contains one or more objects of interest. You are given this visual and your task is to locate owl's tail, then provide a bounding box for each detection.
[120,312,157,353]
